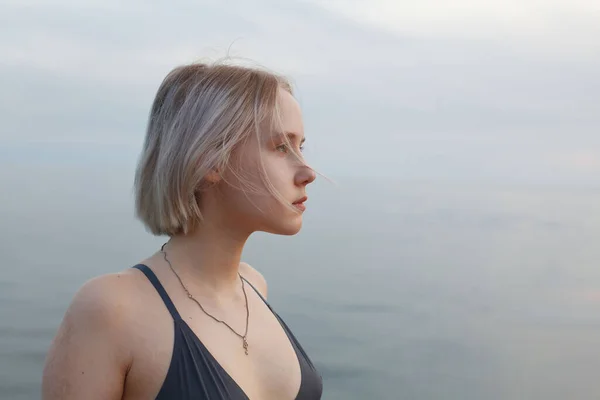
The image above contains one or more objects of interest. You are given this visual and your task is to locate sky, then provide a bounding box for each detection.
[1,0,599,184]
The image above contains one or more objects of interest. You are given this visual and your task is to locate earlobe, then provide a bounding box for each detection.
[204,169,221,184]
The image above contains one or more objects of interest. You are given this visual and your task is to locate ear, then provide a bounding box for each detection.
[204,168,221,184]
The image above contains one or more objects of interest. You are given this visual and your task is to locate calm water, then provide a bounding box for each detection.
[2,163,600,399]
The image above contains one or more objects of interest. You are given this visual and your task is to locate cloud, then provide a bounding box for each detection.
[0,0,347,83]
[0,0,598,184]
[549,150,600,173]
[303,0,600,50]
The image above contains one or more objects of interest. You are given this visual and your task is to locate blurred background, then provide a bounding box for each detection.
[1,0,599,399]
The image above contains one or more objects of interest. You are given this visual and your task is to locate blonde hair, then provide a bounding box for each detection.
[134,61,300,236]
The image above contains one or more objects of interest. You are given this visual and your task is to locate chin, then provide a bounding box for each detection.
[261,217,303,236]
[280,223,303,236]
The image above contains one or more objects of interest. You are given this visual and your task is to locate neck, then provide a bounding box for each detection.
[162,219,250,295]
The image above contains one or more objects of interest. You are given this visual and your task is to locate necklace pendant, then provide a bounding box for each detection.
[243,337,249,355]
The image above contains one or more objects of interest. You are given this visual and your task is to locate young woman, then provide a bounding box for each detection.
[42,61,323,399]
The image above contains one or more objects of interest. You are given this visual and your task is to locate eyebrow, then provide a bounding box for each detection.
[276,131,305,144]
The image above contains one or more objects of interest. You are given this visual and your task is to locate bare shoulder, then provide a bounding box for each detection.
[42,271,141,399]
[45,270,141,358]
[239,262,268,299]
[65,270,141,327]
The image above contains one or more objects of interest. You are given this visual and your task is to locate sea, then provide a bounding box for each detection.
[2,163,600,399]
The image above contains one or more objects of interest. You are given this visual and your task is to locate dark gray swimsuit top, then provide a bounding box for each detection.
[132,264,323,399]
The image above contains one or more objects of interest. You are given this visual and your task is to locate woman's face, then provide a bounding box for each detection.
[218,88,317,236]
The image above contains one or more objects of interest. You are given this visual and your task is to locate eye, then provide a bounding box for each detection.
[275,143,304,154]
[276,144,289,153]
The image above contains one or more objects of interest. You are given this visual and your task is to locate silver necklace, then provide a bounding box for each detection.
[160,243,250,355]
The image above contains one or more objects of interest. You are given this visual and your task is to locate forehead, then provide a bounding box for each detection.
[272,88,304,137]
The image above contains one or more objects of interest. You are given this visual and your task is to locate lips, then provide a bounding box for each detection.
[292,196,307,211]
[293,196,308,205]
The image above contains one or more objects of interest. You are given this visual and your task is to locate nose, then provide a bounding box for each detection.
[295,164,316,187]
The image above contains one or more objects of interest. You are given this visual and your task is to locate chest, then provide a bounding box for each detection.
[124,290,302,400]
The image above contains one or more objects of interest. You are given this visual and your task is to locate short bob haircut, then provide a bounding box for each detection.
[134,61,299,236]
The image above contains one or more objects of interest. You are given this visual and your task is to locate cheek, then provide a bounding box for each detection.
[263,155,294,189]
[221,149,294,213]
[221,158,269,206]
[225,148,262,187]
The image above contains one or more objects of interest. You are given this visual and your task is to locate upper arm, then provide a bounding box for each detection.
[239,262,268,299]
[42,274,134,400]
